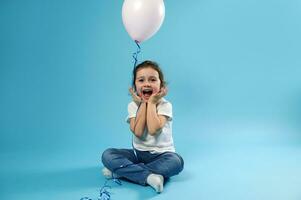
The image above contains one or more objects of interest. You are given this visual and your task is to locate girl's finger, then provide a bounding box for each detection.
[129,88,139,98]
[129,88,134,96]
[154,91,162,97]
[158,87,166,97]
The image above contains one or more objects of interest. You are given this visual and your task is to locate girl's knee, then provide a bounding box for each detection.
[177,154,184,171]
[172,153,184,173]
[162,152,184,176]
[101,148,116,166]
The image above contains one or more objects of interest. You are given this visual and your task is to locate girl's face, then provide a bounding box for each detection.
[135,67,161,101]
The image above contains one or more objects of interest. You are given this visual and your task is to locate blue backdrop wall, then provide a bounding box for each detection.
[1,0,301,199]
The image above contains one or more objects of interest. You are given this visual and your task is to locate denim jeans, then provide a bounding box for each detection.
[101,148,184,185]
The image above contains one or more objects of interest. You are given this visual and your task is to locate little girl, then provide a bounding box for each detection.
[101,60,184,193]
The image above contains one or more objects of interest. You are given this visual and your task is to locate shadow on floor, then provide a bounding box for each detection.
[1,165,190,199]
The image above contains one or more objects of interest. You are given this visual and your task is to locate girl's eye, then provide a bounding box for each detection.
[138,79,144,82]
[151,79,157,82]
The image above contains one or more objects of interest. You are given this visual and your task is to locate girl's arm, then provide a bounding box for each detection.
[146,102,167,135]
[130,102,147,138]
[146,87,168,135]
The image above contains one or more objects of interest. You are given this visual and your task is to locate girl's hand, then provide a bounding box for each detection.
[149,87,168,105]
[129,88,143,105]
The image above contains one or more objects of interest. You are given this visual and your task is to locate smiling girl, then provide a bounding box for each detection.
[101,60,184,193]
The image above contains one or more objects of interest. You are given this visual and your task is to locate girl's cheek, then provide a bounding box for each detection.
[137,88,142,97]
[153,88,159,94]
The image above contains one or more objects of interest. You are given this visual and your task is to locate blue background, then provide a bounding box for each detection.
[1,0,301,199]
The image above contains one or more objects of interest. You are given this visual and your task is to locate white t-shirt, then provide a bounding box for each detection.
[126,98,175,153]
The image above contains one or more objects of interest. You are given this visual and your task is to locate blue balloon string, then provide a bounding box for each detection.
[132,40,141,68]
[98,180,111,200]
[80,162,139,199]
[80,177,122,200]
[80,40,141,200]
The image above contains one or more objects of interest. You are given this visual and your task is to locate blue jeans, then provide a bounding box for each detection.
[101,148,184,185]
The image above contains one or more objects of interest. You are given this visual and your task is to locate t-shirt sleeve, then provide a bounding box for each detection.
[157,101,173,121]
[126,102,138,123]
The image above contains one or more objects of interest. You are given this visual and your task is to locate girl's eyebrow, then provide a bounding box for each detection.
[136,75,158,79]
[147,76,158,80]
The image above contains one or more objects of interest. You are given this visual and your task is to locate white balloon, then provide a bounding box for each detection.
[122,0,165,43]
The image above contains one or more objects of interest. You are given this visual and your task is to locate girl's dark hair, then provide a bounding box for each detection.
[132,60,166,91]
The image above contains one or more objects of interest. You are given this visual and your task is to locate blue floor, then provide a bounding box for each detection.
[1,0,301,199]
[1,118,300,200]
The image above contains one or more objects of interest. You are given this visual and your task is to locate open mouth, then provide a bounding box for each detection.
[142,88,153,98]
